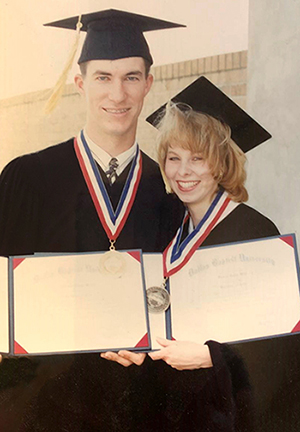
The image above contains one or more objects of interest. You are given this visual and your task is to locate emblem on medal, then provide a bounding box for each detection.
[99,250,126,278]
[146,286,170,313]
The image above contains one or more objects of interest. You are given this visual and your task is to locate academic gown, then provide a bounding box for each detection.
[146,203,280,432]
[0,139,184,432]
[0,139,182,256]
[1,143,299,432]
[153,204,300,432]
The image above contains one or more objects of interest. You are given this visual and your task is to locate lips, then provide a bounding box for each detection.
[177,181,200,192]
[103,108,130,114]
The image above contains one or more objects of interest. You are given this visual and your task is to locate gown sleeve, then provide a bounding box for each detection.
[207,340,255,432]
[0,154,45,256]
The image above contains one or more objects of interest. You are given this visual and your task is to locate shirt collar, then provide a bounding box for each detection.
[83,129,138,173]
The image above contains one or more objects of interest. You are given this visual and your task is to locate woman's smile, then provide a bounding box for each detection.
[165,145,218,209]
[176,180,200,192]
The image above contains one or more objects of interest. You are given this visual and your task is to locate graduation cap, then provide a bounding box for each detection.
[44,9,185,113]
[45,9,185,65]
[146,76,271,152]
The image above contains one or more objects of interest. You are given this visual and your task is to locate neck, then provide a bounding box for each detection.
[85,124,136,157]
[187,191,219,228]
[188,204,209,228]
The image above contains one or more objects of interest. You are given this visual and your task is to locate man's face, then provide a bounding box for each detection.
[75,57,153,140]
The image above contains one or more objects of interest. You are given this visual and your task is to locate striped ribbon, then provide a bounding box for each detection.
[74,130,142,241]
[163,190,239,278]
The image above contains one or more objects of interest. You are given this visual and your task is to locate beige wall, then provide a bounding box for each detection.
[246,0,300,239]
[0,50,247,171]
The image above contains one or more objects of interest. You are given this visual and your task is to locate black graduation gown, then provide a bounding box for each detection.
[210,208,300,432]
[0,139,184,432]
[0,139,182,256]
[155,204,300,432]
[148,203,280,432]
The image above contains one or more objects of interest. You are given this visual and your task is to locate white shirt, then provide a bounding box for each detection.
[83,129,138,177]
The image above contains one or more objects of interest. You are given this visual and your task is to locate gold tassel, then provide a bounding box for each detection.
[45,15,82,114]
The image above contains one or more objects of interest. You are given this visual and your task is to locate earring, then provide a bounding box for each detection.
[217,171,223,183]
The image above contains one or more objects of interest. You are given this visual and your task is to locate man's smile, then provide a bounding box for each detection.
[102,107,131,114]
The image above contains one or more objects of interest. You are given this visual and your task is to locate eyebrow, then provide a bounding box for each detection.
[125,70,143,76]
[92,71,112,76]
[92,70,143,77]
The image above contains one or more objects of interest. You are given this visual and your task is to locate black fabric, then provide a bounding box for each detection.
[1,146,299,432]
[0,139,184,432]
[0,139,182,256]
[147,204,279,432]
[201,203,279,247]
[172,204,300,432]
[44,9,185,65]
[146,76,272,153]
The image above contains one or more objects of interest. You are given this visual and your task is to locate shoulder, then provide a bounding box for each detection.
[1,139,75,173]
[232,204,279,236]
[1,139,77,183]
[0,139,78,202]
[203,202,279,247]
[29,139,76,168]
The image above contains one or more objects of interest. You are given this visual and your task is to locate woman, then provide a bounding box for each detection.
[147,77,279,431]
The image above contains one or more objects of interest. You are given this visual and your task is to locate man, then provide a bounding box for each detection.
[0,10,184,431]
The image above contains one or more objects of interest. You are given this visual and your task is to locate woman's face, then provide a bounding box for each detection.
[164,144,219,209]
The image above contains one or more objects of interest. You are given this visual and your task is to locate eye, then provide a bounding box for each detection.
[126,76,140,82]
[96,76,110,82]
[167,156,180,161]
[192,155,204,161]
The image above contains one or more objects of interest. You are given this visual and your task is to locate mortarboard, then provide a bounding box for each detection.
[45,9,185,65]
[146,76,271,152]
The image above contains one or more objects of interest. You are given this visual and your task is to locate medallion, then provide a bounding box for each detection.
[146,286,170,313]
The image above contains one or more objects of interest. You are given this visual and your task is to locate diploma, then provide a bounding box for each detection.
[168,235,300,344]
[143,254,169,350]
[144,235,300,347]
[1,250,150,355]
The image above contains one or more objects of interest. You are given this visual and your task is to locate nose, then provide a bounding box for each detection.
[178,160,192,177]
[108,81,126,104]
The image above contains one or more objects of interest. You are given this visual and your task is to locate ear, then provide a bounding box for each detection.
[144,73,153,96]
[74,74,85,95]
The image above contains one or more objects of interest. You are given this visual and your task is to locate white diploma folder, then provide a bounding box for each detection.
[0,250,150,355]
[143,254,168,350]
[146,235,300,346]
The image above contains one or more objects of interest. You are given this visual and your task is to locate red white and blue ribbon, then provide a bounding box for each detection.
[74,130,142,241]
[163,190,239,278]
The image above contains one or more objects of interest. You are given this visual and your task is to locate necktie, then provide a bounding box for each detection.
[106,157,119,185]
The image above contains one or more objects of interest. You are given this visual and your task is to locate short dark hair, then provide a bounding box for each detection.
[79,58,151,77]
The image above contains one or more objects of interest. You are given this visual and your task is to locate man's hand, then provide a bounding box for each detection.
[0,354,2,363]
[148,337,213,370]
[100,351,146,367]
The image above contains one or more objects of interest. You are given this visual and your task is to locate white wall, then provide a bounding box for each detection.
[246,0,300,238]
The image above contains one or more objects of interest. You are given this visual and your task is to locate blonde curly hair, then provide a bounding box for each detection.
[156,102,248,203]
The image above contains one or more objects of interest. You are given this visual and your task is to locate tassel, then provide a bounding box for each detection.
[45,15,82,114]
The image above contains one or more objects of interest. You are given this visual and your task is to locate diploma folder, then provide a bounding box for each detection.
[0,250,151,355]
[144,234,300,347]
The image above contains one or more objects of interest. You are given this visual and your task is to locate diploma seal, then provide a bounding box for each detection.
[99,250,126,278]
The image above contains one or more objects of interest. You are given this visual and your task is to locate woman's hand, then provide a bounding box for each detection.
[100,351,146,367]
[148,337,213,370]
